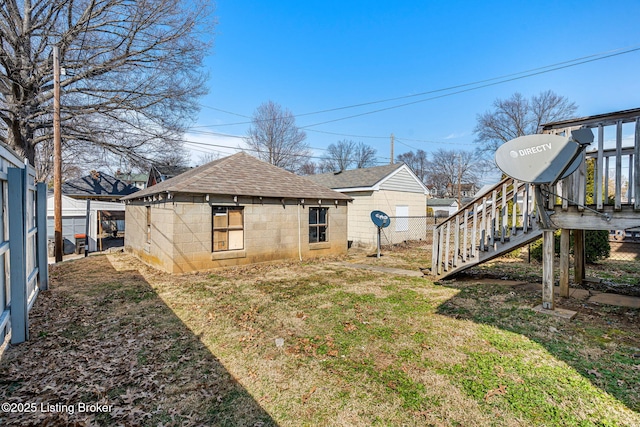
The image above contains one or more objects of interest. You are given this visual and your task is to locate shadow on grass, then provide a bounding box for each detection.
[434,277,640,415]
[0,255,277,426]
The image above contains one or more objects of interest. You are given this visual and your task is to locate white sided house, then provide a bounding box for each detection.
[122,153,351,273]
[427,198,460,219]
[307,163,428,248]
[46,194,125,253]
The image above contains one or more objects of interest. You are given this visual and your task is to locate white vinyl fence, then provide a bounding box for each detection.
[0,144,48,348]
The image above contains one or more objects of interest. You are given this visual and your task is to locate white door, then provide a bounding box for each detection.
[395,206,408,231]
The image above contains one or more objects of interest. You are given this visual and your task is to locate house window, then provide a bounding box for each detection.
[212,207,244,251]
[146,206,151,244]
[309,207,328,243]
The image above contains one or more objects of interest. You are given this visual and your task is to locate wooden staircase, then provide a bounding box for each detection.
[431,178,543,279]
[432,108,640,282]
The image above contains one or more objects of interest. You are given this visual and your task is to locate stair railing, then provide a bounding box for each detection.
[431,177,537,276]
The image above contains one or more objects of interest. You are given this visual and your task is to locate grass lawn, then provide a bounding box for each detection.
[0,252,638,426]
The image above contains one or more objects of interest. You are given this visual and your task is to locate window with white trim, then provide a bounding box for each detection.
[212,207,244,251]
[309,207,328,243]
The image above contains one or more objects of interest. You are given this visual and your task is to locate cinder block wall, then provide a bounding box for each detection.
[126,195,348,273]
[125,201,175,271]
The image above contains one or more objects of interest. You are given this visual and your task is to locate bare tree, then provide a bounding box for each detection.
[474,90,577,152]
[319,140,377,172]
[321,139,356,172]
[0,0,214,178]
[397,149,428,182]
[244,101,310,172]
[353,142,377,169]
[298,161,318,176]
[197,151,221,166]
[427,149,486,201]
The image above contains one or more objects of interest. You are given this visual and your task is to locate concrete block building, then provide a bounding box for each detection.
[122,153,351,273]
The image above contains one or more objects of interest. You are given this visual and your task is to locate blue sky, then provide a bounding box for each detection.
[185,0,640,180]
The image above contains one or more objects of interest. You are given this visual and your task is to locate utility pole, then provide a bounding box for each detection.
[457,154,462,207]
[390,133,394,164]
[53,46,63,262]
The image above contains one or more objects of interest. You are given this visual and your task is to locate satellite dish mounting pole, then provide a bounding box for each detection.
[370,210,390,259]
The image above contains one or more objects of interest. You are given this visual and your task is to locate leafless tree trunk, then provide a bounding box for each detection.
[0,0,213,178]
[244,100,310,172]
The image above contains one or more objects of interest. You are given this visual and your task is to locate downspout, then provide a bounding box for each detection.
[298,201,302,261]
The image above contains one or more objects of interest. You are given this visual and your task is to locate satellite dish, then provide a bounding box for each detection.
[495,130,592,184]
[370,210,390,228]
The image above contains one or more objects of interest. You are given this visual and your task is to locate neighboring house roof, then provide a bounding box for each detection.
[115,172,148,183]
[146,164,192,187]
[62,171,139,199]
[427,198,458,207]
[306,163,428,193]
[122,152,352,201]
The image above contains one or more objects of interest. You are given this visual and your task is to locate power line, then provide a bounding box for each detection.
[300,45,640,128]
[191,44,640,131]
[181,139,391,163]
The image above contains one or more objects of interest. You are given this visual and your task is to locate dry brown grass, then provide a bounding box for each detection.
[0,251,639,426]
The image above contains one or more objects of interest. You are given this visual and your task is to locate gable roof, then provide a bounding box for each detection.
[122,152,351,201]
[146,164,193,188]
[306,163,407,190]
[427,198,458,207]
[62,172,139,198]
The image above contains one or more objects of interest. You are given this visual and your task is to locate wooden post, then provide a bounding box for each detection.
[471,202,477,258]
[98,210,103,252]
[85,199,91,256]
[501,182,507,243]
[542,229,555,310]
[453,215,459,267]
[431,227,438,274]
[53,45,63,263]
[574,229,585,285]
[511,180,518,236]
[444,222,450,271]
[8,168,28,343]
[462,208,468,262]
[596,125,604,210]
[437,226,444,275]
[615,120,622,210]
[390,134,394,164]
[559,229,570,297]
[634,118,640,211]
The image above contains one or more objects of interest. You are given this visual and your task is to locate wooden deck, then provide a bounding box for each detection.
[430,108,640,311]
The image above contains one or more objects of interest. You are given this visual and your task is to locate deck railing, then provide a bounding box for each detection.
[431,177,538,276]
[432,110,640,279]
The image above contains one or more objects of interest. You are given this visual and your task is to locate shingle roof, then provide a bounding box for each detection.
[305,163,404,189]
[62,172,139,198]
[122,152,351,201]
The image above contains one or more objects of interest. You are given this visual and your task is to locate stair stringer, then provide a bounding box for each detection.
[434,224,543,280]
